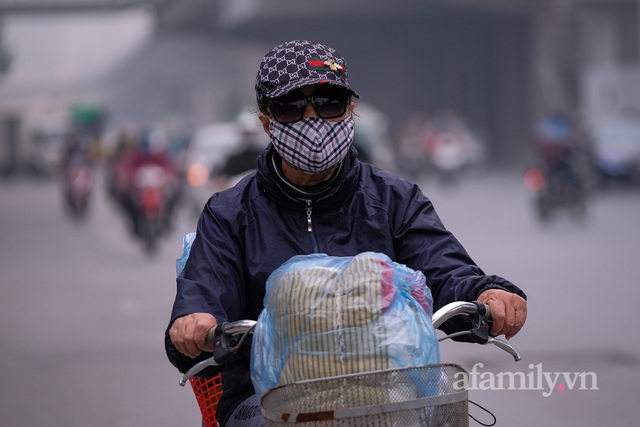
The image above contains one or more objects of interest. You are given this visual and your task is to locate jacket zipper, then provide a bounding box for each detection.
[305,200,313,232]
[304,199,320,252]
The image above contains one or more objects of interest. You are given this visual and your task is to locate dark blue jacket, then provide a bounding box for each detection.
[165,144,525,425]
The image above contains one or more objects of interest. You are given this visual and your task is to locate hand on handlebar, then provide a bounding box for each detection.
[477,289,527,340]
[169,312,217,358]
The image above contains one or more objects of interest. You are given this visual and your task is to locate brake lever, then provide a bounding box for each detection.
[484,337,522,362]
[179,357,218,386]
[466,302,521,362]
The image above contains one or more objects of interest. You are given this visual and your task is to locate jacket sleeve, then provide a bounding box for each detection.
[164,197,247,373]
[392,183,526,337]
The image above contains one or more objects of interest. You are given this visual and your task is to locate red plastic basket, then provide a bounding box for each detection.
[189,373,223,427]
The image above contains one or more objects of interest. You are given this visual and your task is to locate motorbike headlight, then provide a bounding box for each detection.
[187,163,210,188]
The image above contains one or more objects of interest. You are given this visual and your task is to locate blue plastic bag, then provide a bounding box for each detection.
[176,232,196,276]
[251,252,440,398]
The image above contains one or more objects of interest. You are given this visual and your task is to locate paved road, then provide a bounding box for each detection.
[1,169,639,426]
[419,171,640,426]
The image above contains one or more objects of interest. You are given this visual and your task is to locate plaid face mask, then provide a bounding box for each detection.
[269,117,354,174]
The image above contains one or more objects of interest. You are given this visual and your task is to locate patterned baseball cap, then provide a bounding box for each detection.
[255,40,359,104]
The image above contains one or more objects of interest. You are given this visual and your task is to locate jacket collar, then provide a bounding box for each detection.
[256,144,360,209]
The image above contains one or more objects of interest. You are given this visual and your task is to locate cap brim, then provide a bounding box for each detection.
[265,78,359,99]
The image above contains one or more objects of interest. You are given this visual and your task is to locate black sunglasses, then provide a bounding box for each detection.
[268,85,351,124]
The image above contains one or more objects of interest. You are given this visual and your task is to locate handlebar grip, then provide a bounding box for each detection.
[482,303,491,320]
[205,326,217,347]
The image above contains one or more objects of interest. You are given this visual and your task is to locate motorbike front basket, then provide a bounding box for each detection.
[260,363,468,426]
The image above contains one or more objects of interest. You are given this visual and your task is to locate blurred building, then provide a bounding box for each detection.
[0,0,638,174]
[0,16,9,75]
[575,1,640,124]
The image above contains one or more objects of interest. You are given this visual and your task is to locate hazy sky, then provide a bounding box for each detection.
[2,9,152,91]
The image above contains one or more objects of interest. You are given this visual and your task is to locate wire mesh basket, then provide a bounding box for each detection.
[260,364,468,426]
[190,373,224,427]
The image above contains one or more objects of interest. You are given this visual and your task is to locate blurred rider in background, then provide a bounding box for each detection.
[219,113,266,181]
[105,123,138,202]
[534,111,591,195]
[115,127,180,235]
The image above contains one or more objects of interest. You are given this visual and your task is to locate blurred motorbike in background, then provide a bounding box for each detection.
[61,153,94,220]
[107,127,181,255]
[524,164,589,223]
[427,128,484,183]
[58,131,98,221]
[525,112,595,224]
[396,109,486,183]
[130,163,175,255]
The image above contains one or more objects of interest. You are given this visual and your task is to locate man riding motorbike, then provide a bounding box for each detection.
[115,128,180,242]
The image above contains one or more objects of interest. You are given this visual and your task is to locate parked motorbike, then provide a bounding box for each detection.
[60,154,94,221]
